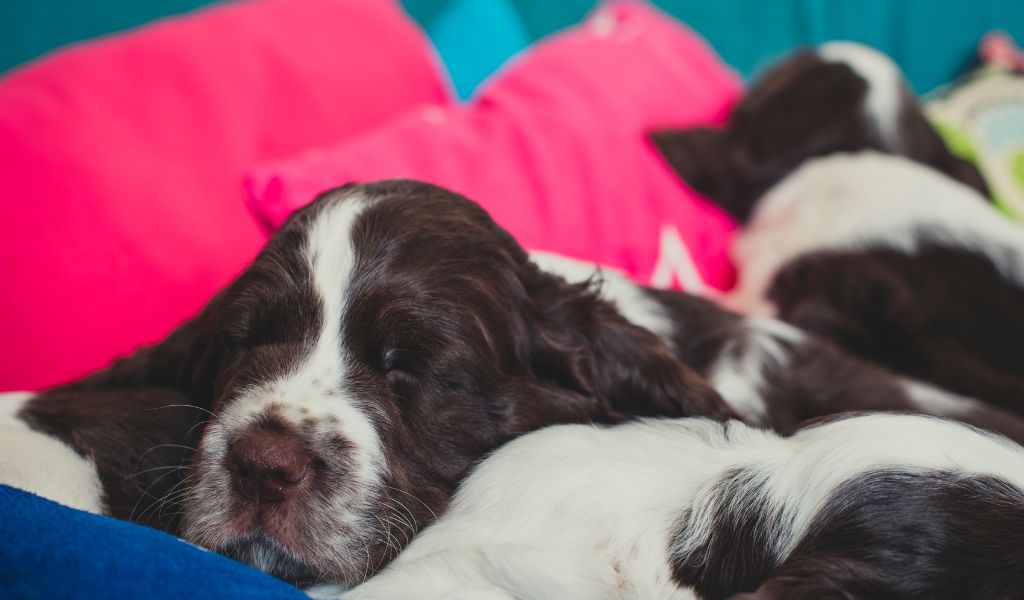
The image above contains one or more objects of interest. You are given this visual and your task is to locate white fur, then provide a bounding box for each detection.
[902,380,992,419]
[0,391,104,513]
[728,151,1024,315]
[183,192,387,552]
[707,317,804,424]
[819,42,904,151]
[335,413,1024,600]
[530,251,677,343]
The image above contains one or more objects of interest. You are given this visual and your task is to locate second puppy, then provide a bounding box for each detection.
[652,42,1024,414]
[335,413,1024,600]
[533,253,1024,442]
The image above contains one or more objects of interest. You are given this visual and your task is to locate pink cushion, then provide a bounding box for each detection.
[246,1,741,295]
[0,0,449,391]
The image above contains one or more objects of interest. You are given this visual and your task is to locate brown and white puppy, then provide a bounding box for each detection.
[1,180,730,587]
[651,42,1024,415]
[532,252,1024,443]
[336,413,1024,600]
[651,42,988,221]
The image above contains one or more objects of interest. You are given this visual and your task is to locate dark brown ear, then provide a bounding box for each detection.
[650,127,731,200]
[895,107,991,198]
[19,309,223,531]
[944,156,990,198]
[521,263,735,423]
[585,312,735,420]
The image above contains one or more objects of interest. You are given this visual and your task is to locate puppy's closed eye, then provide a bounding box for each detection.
[380,349,418,375]
[219,299,306,351]
[221,327,273,351]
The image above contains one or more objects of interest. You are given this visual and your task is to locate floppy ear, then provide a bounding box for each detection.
[584,310,735,420]
[939,155,990,199]
[650,127,731,200]
[650,127,767,223]
[894,107,991,198]
[520,262,735,423]
[18,307,224,530]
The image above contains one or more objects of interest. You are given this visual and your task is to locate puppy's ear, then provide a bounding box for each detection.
[895,108,992,198]
[20,306,224,530]
[650,127,765,223]
[584,311,735,421]
[650,127,731,200]
[520,263,734,423]
[940,155,990,199]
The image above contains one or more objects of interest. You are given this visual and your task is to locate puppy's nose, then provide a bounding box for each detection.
[227,430,312,503]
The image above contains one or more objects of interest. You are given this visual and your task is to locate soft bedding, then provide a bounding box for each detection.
[0,484,305,600]
[245,1,742,293]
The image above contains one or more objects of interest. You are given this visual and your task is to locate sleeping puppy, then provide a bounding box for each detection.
[532,252,1024,442]
[6,179,1020,589]
[651,43,1024,413]
[0,180,730,586]
[650,41,988,221]
[331,413,1024,600]
[720,153,1024,415]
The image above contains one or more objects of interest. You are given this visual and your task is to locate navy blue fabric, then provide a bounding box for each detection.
[0,485,306,600]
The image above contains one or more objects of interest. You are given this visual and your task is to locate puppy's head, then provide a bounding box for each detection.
[157,180,729,585]
[651,42,988,222]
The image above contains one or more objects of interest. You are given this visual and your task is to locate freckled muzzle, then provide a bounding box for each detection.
[180,399,390,587]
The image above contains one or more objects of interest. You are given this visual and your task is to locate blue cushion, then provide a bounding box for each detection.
[420,0,532,99]
[0,485,306,600]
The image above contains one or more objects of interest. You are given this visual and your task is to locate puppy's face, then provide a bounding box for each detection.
[651,42,987,222]
[176,181,728,585]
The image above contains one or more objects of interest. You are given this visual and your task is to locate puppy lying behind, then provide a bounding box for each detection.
[331,413,1024,600]
[652,43,1024,414]
[650,42,988,222]
[1,180,730,586]
[721,152,1024,415]
[533,252,1024,443]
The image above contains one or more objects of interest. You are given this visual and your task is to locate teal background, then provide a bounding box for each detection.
[0,0,212,74]
[3,0,1024,96]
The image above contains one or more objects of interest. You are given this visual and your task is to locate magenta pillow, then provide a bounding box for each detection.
[0,0,450,391]
[246,1,742,294]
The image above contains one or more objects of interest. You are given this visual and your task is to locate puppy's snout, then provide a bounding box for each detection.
[227,430,312,503]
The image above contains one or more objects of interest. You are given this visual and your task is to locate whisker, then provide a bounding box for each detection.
[386,502,416,541]
[361,539,373,582]
[137,475,196,523]
[134,443,197,466]
[148,404,216,418]
[122,464,187,481]
[129,469,194,523]
[185,419,211,439]
[149,476,197,522]
[381,484,438,522]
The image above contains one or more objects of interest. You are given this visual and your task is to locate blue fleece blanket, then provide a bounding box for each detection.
[0,485,306,600]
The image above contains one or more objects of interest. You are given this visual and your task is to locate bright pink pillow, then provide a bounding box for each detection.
[0,0,449,391]
[246,1,741,294]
